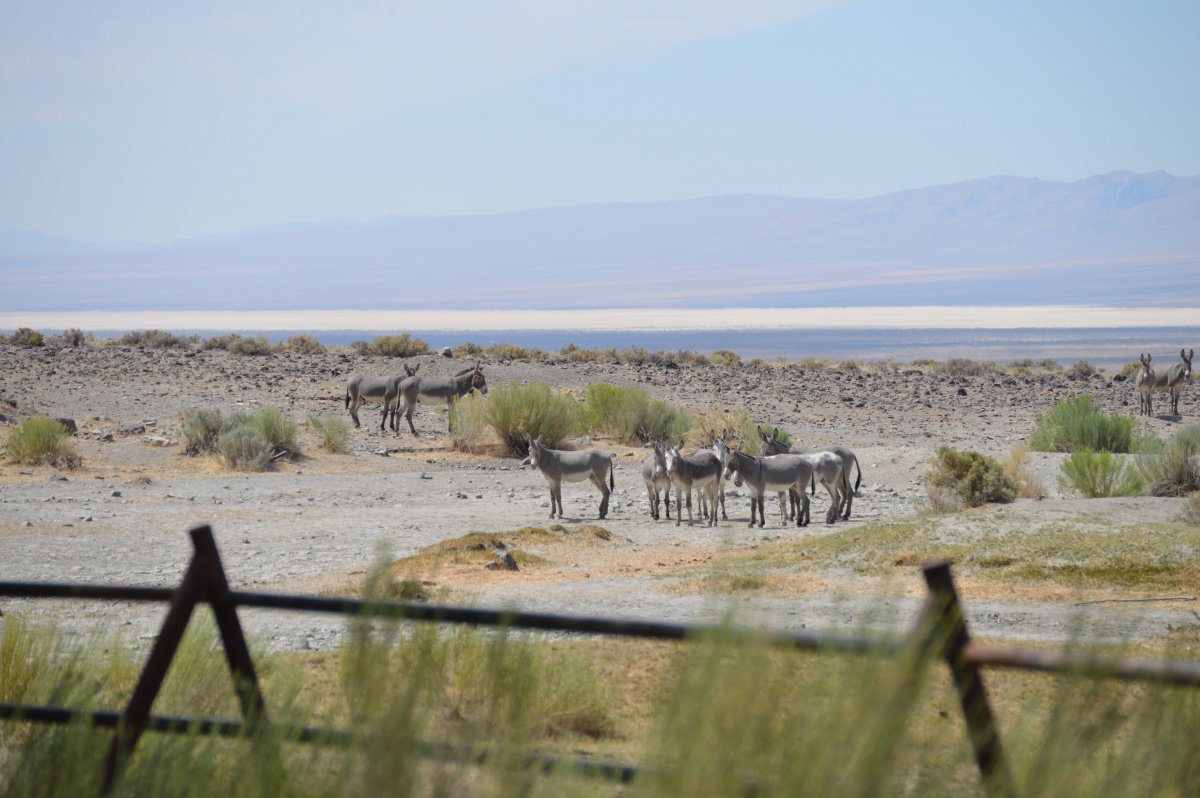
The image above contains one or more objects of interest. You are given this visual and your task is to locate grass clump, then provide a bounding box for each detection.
[1137,425,1200,497]
[1029,394,1138,453]
[924,446,1016,508]
[1004,445,1047,498]
[1058,450,1144,498]
[244,406,298,451]
[687,409,762,454]
[452,342,548,360]
[448,392,495,453]
[3,417,79,468]
[217,426,273,471]
[178,408,224,455]
[308,412,350,453]
[485,381,581,456]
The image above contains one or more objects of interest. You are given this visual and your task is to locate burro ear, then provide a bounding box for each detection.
[772,427,780,441]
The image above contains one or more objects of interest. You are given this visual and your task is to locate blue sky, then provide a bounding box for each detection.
[2,0,1197,244]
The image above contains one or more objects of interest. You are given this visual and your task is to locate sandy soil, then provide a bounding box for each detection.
[0,344,1196,653]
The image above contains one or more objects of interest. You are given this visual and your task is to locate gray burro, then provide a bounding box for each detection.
[758,427,863,520]
[522,437,614,520]
[388,362,488,435]
[344,363,418,429]
[1149,348,1194,416]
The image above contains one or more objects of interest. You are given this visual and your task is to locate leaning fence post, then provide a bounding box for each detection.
[922,559,1015,798]
[101,534,212,792]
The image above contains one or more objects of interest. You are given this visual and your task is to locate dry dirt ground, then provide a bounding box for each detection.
[1,344,1197,653]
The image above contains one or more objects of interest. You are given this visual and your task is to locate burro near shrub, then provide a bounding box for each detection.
[344,363,418,429]
[1136,354,1156,416]
[389,362,488,436]
[1149,348,1194,416]
[522,436,614,520]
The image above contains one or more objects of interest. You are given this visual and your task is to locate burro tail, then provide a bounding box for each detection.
[609,459,615,490]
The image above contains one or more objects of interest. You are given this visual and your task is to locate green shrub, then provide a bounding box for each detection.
[308,412,350,453]
[1136,426,1200,497]
[925,446,1016,507]
[280,334,324,354]
[578,383,691,444]
[1058,450,1144,498]
[10,328,45,347]
[448,393,494,453]
[217,426,273,471]
[367,334,429,358]
[710,349,742,367]
[3,417,79,468]
[178,408,224,455]
[116,329,188,349]
[245,406,297,451]
[1029,394,1137,453]
[485,381,580,456]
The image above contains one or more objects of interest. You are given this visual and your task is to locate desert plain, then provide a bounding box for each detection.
[0,342,1197,654]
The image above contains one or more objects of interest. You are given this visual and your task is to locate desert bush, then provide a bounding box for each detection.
[1058,450,1144,498]
[61,328,85,347]
[10,328,45,347]
[116,329,188,349]
[245,406,298,451]
[790,356,830,372]
[924,446,1016,508]
[448,393,494,453]
[1119,361,1142,379]
[178,408,224,455]
[227,334,272,356]
[710,349,742,368]
[837,360,861,373]
[3,417,79,468]
[280,334,324,354]
[367,334,430,358]
[1136,425,1200,497]
[579,383,691,444]
[453,341,485,358]
[687,409,761,454]
[485,381,581,456]
[935,358,996,377]
[308,412,350,453]
[217,426,273,471]
[1028,394,1137,453]
[1003,445,1047,498]
[1072,359,1096,377]
[560,343,619,363]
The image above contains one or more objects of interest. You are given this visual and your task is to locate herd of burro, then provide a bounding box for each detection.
[343,360,863,529]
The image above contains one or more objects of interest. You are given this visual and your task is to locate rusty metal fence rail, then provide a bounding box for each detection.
[4,524,1200,796]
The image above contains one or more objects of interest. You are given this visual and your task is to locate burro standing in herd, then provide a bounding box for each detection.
[758,428,862,520]
[344,363,418,429]
[641,440,673,521]
[663,444,722,527]
[522,437,615,520]
[714,435,843,527]
[387,362,488,435]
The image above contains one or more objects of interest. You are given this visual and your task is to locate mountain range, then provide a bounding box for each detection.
[3,171,1198,311]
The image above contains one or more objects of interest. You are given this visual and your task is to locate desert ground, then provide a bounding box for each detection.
[1,343,1197,654]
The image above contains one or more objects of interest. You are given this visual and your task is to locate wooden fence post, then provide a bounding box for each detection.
[101,525,268,793]
[922,559,1015,798]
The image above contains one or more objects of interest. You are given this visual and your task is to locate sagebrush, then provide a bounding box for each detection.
[3,417,79,468]
[924,446,1016,508]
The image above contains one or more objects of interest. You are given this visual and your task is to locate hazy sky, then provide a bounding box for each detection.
[2,0,1197,244]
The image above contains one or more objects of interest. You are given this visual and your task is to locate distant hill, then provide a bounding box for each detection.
[3,171,1198,311]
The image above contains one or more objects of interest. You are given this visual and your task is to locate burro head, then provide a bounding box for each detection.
[471,362,488,395]
[721,444,739,482]
[651,440,668,478]
[712,429,729,463]
[664,444,682,476]
[522,436,542,469]
[1183,349,1194,380]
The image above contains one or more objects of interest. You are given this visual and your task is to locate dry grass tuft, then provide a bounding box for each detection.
[1004,445,1047,498]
